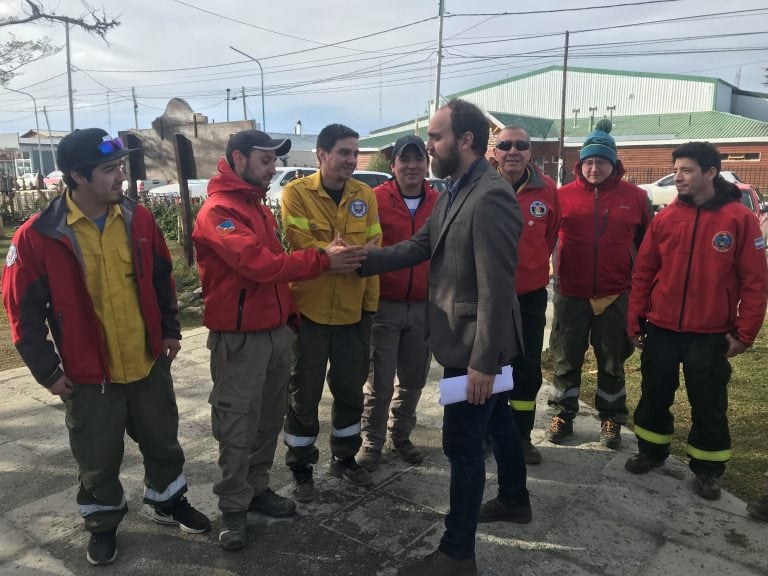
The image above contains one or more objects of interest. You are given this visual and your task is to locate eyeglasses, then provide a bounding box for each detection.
[495,139,531,152]
[98,136,125,156]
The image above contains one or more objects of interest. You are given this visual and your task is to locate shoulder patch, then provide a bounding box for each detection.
[5,243,17,267]
[216,219,236,237]
[349,199,368,218]
[756,237,766,250]
[529,200,548,218]
[712,231,734,252]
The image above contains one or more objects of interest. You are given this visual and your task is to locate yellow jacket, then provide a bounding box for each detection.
[282,171,382,325]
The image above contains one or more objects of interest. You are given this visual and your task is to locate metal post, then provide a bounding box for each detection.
[66,23,75,130]
[226,88,231,122]
[607,105,616,122]
[589,106,598,130]
[557,30,570,187]
[5,87,44,176]
[433,0,445,116]
[131,87,139,129]
[242,86,247,122]
[42,106,58,171]
[230,46,266,131]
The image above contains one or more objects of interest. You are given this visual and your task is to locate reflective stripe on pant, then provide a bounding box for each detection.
[362,300,430,451]
[547,292,632,423]
[208,326,293,512]
[64,357,186,532]
[633,323,732,477]
[508,288,548,441]
[284,314,371,468]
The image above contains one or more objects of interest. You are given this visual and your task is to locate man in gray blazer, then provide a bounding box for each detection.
[360,99,531,576]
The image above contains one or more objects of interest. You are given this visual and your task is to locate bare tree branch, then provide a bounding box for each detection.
[0,1,121,38]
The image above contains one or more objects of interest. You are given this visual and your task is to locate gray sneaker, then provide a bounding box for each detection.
[330,456,373,486]
[356,447,382,472]
[249,487,296,518]
[219,511,247,551]
[291,465,316,503]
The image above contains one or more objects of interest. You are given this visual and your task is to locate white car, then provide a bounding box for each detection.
[351,170,391,189]
[16,172,38,188]
[640,170,742,210]
[266,167,318,203]
[146,179,210,199]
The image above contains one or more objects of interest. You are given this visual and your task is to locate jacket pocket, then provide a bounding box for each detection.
[344,219,368,243]
[453,301,477,317]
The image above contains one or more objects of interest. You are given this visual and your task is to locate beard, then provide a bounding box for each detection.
[430,141,460,179]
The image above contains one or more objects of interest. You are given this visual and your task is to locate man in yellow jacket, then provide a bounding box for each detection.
[282,123,382,502]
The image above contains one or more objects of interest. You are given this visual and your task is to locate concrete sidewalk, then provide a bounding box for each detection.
[1,326,766,575]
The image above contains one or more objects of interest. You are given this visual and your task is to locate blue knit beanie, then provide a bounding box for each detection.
[579,119,617,165]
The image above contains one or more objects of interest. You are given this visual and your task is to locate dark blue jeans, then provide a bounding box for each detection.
[438,368,529,560]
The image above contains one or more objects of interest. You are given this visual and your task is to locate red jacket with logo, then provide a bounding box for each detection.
[2,196,179,387]
[374,179,438,301]
[514,164,560,295]
[555,161,651,298]
[192,158,330,332]
[628,180,768,345]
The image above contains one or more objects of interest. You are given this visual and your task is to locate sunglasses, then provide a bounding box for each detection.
[495,139,531,152]
[98,136,125,156]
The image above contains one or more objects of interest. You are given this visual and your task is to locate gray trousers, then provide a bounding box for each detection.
[362,300,431,451]
[208,326,293,512]
[547,292,632,424]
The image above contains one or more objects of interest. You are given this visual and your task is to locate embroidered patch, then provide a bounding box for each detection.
[349,199,368,218]
[712,231,734,252]
[5,244,17,267]
[756,237,766,250]
[216,219,235,237]
[529,200,548,218]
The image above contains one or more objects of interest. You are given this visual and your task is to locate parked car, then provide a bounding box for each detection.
[737,183,768,242]
[43,170,63,190]
[427,177,448,193]
[640,170,742,211]
[265,166,318,203]
[146,179,210,199]
[351,170,390,189]
[121,178,171,195]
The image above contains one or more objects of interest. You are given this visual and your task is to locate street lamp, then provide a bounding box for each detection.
[4,86,44,177]
[229,46,266,132]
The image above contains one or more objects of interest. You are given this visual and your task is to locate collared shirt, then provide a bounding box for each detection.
[66,193,153,383]
[445,157,483,211]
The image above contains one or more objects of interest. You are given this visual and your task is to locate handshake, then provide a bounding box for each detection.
[324,233,379,274]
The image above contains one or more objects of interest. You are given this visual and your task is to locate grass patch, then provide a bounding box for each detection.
[542,321,768,502]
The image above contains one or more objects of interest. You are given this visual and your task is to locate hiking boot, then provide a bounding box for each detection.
[249,487,296,518]
[218,511,247,551]
[398,549,477,576]
[330,456,373,487]
[746,494,768,522]
[600,420,622,449]
[477,497,533,524]
[624,453,665,474]
[86,528,117,566]
[291,465,316,503]
[693,474,722,500]
[387,438,424,465]
[152,496,211,533]
[356,447,382,472]
[522,441,542,465]
[546,416,573,444]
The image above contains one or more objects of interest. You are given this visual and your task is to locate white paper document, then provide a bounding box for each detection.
[438,364,514,406]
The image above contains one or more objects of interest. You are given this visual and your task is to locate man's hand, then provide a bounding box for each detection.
[163,338,181,362]
[49,374,75,399]
[725,333,748,358]
[467,368,495,405]
[325,235,367,273]
[630,334,645,350]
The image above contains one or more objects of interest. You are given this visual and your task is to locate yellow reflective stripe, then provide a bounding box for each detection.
[509,399,536,412]
[634,425,673,445]
[367,222,382,237]
[686,445,731,462]
[286,215,310,230]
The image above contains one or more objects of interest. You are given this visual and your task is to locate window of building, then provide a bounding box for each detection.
[720,152,761,162]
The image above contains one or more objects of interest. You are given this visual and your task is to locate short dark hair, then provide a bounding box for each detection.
[317,123,359,152]
[62,165,95,190]
[672,141,721,175]
[445,99,489,155]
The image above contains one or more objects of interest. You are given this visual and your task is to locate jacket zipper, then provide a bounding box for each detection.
[406,206,416,300]
[256,203,284,324]
[593,187,600,296]
[677,206,700,330]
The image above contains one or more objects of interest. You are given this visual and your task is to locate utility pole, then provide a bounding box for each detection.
[241,86,247,122]
[42,106,57,170]
[557,30,570,186]
[229,47,266,131]
[433,0,445,116]
[106,91,112,134]
[131,87,139,129]
[66,23,74,130]
[226,88,231,122]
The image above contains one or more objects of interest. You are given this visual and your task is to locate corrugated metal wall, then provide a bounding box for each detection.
[733,94,768,122]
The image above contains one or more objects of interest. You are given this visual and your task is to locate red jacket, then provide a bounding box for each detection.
[2,196,179,387]
[374,179,438,301]
[514,164,560,295]
[628,180,768,345]
[555,161,650,298]
[192,158,330,332]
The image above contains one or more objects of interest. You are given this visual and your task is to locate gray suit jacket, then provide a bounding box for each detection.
[361,158,523,374]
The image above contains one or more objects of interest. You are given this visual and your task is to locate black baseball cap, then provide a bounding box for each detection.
[226,130,291,164]
[392,135,426,160]
[57,128,132,172]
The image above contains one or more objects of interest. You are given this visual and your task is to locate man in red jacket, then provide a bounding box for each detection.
[493,126,560,465]
[548,119,650,449]
[2,128,210,566]
[356,135,438,472]
[192,130,365,551]
[624,141,767,500]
